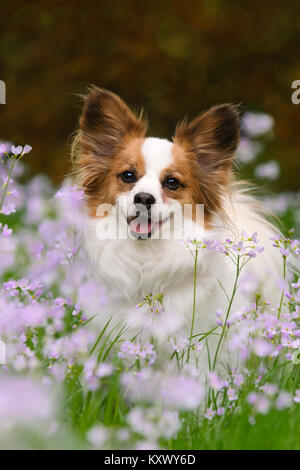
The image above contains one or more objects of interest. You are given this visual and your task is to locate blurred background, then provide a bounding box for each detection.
[0,0,299,196]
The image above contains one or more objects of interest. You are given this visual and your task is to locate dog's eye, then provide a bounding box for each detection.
[164,176,181,190]
[120,170,137,183]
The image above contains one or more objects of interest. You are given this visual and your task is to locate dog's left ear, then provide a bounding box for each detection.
[174,104,240,173]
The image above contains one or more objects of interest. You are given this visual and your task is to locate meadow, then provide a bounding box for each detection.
[0,112,299,450]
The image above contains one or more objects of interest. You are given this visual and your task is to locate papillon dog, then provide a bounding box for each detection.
[72,86,283,369]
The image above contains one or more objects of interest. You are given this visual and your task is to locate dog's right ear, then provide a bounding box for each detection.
[79,86,147,157]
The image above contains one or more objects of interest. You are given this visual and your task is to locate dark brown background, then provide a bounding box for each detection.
[0,0,299,191]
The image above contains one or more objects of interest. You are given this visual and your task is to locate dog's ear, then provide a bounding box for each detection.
[79,86,147,157]
[174,104,240,174]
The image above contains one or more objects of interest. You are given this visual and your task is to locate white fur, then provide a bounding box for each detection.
[83,138,283,376]
[141,137,174,173]
[117,138,177,232]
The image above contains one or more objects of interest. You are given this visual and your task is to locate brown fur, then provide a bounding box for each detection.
[72,87,240,223]
[81,135,146,216]
[161,143,219,224]
[172,104,240,223]
[72,87,147,216]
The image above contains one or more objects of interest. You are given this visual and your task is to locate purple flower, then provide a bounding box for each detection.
[11,145,23,155]
[256,396,271,414]
[167,337,188,353]
[280,247,290,257]
[127,407,180,440]
[275,392,292,410]
[208,371,224,391]
[236,137,262,163]
[77,279,107,316]
[55,184,84,208]
[0,142,10,155]
[216,309,224,327]
[22,145,32,155]
[0,223,13,237]
[232,241,245,253]
[118,340,157,366]
[252,338,273,357]
[1,202,16,215]
[242,112,274,137]
[255,161,280,180]
[204,408,216,420]
[87,425,107,447]
[247,392,258,405]
[260,383,278,397]
[227,388,238,401]
[246,250,256,258]
[293,390,300,404]
[161,375,203,410]
[0,376,56,430]
[0,138,299,448]
[96,363,113,378]
[233,374,244,387]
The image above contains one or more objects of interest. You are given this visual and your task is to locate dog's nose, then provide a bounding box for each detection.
[134,192,156,211]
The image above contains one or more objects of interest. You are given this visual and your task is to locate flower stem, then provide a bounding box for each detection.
[212,255,240,371]
[0,158,16,212]
[277,255,287,320]
[187,249,198,363]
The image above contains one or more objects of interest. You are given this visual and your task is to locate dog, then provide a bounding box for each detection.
[72,86,283,369]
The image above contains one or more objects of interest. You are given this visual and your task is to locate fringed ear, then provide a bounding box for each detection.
[73,87,147,196]
[79,86,147,157]
[174,104,240,176]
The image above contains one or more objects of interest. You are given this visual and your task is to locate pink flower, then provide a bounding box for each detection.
[11,145,22,155]
[22,145,32,155]
[227,388,238,401]
[280,247,290,257]
[55,185,84,209]
[252,338,273,357]
[256,396,271,414]
[292,278,300,289]
[87,425,107,447]
[293,390,300,404]
[242,112,274,137]
[0,223,12,237]
[275,392,292,410]
[1,202,16,215]
[0,142,10,154]
[260,383,278,397]
[118,340,157,366]
[204,408,216,420]
[247,392,258,405]
[208,371,224,391]
[96,363,113,378]
[233,374,244,387]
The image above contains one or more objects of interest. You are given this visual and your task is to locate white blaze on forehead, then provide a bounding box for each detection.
[121,137,177,220]
[141,137,174,174]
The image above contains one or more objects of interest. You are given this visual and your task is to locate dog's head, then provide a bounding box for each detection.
[73,87,240,239]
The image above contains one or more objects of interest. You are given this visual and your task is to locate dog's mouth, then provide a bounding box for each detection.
[127,215,168,239]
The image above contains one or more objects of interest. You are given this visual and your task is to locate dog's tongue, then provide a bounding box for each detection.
[130,218,152,235]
